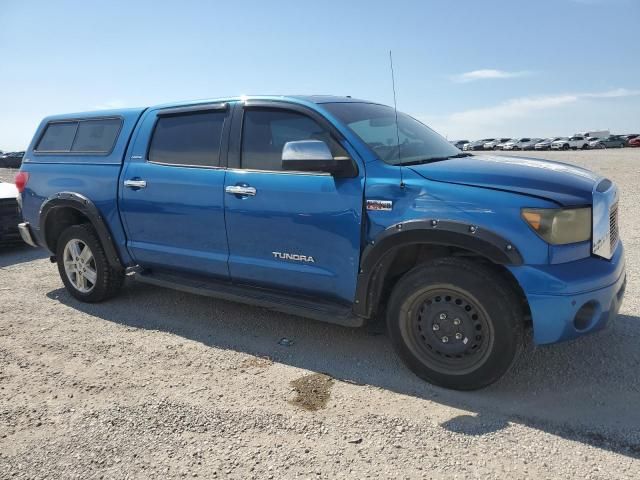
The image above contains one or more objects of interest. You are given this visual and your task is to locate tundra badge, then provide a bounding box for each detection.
[272,252,315,263]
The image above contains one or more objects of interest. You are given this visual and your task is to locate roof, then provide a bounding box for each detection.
[40,95,382,123]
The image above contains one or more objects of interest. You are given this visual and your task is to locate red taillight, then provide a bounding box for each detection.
[15,172,29,193]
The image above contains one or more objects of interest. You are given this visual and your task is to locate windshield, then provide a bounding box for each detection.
[323,102,461,165]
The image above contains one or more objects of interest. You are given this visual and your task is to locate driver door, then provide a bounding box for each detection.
[223,103,364,303]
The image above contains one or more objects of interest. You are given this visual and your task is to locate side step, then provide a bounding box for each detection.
[133,271,365,328]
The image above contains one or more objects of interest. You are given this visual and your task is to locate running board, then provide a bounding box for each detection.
[133,271,365,328]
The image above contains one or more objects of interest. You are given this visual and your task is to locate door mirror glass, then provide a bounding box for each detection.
[282,140,357,177]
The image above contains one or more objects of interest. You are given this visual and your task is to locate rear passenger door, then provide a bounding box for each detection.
[223,103,364,303]
[119,104,231,279]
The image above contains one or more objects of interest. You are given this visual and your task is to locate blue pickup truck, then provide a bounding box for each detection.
[15,95,625,390]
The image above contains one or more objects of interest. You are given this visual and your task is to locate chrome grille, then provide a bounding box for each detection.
[609,202,619,252]
[592,178,618,260]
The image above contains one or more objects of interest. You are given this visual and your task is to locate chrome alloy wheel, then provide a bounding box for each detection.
[63,238,97,293]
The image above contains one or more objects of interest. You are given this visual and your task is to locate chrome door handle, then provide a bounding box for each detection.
[124,179,147,189]
[225,185,256,196]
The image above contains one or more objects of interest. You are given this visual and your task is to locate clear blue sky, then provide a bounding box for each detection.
[1,0,638,150]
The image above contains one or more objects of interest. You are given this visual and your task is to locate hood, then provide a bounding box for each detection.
[0,181,18,199]
[408,154,599,206]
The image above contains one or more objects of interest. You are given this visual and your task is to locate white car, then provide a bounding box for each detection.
[501,138,542,151]
[534,137,563,150]
[587,137,603,148]
[550,135,590,150]
[495,139,515,150]
[483,137,511,150]
[0,180,22,245]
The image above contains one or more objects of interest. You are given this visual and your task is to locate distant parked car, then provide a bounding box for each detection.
[622,134,639,146]
[0,180,22,245]
[551,135,589,150]
[502,138,542,151]
[628,136,640,147]
[534,137,563,150]
[464,138,495,151]
[495,139,515,150]
[589,135,626,149]
[483,138,511,150]
[0,151,25,168]
[450,139,469,150]
[576,130,610,139]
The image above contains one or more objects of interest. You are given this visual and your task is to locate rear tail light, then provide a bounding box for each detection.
[15,171,30,193]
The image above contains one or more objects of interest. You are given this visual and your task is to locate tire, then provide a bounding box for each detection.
[582,144,589,150]
[386,258,524,390]
[563,144,570,150]
[56,224,124,302]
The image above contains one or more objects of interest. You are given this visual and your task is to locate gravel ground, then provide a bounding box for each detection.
[1,149,640,479]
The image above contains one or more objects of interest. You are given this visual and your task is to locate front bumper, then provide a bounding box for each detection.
[509,243,626,344]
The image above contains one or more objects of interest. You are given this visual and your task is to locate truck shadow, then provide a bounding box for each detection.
[47,280,640,459]
[0,244,48,268]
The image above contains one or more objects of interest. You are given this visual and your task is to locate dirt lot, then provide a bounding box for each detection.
[1,149,640,479]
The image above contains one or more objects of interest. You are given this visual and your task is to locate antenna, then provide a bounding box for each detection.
[389,50,404,187]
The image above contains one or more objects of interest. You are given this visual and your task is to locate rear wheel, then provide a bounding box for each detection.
[56,224,124,302]
[386,258,524,390]
[563,144,570,150]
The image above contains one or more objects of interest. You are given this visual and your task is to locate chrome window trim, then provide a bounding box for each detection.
[146,160,225,170]
[225,167,332,176]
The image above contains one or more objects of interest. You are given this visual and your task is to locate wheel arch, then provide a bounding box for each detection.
[39,192,123,269]
[353,220,528,320]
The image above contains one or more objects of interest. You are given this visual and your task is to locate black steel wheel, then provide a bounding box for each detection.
[403,286,493,375]
[387,257,524,390]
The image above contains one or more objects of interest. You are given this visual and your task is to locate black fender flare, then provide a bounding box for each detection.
[39,192,123,269]
[353,220,523,317]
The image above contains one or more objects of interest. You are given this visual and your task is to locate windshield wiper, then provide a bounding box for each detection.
[399,152,472,166]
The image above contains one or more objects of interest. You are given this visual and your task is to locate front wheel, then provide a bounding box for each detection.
[56,224,124,302]
[386,258,524,390]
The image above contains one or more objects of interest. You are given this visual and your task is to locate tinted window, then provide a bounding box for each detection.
[323,102,459,165]
[37,122,78,151]
[149,111,225,166]
[71,119,121,152]
[241,109,343,171]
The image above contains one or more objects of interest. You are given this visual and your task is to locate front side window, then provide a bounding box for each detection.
[241,109,344,171]
[149,111,225,167]
[323,102,460,165]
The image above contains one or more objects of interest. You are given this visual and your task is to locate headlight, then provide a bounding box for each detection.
[522,207,592,244]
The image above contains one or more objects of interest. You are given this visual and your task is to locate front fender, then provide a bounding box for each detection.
[353,219,523,317]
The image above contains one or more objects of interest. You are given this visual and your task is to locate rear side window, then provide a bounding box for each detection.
[36,118,122,153]
[36,122,78,152]
[71,119,121,152]
[148,111,226,167]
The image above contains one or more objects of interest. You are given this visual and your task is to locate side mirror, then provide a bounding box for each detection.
[281,140,357,178]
